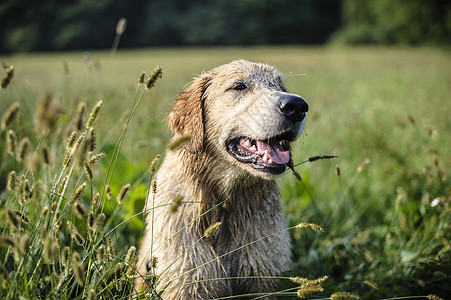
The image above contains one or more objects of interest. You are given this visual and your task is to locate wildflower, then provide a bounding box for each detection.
[204,222,222,238]
[86,100,103,128]
[117,183,131,203]
[1,65,14,89]
[145,66,163,90]
[1,102,20,129]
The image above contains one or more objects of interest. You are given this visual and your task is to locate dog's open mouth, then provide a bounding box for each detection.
[226,131,296,175]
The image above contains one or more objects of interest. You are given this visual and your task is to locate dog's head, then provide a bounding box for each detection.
[168,60,308,179]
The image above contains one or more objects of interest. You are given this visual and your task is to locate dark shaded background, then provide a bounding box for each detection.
[0,0,449,53]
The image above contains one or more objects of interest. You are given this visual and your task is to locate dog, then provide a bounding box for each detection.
[136,60,308,299]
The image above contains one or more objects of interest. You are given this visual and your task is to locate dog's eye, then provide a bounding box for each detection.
[232,83,247,91]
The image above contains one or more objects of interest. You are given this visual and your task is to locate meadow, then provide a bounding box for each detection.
[0,46,450,299]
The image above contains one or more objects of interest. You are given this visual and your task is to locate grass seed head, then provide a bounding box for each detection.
[167,134,192,150]
[69,182,86,203]
[5,208,20,230]
[106,236,116,261]
[88,152,106,166]
[86,100,103,128]
[1,65,14,89]
[170,195,183,213]
[357,158,371,173]
[66,131,78,149]
[148,154,161,174]
[42,146,51,165]
[6,129,16,156]
[72,101,87,131]
[296,222,325,233]
[90,192,101,214]
[42,236,58,263]
[116,18,127,35]
[330,292,360,300]
[35,91,61,133]
[73,200,86,219]
[57,175,69,195]
[204,222,222,238]
[117,183,131,203]
[83,162,93,181]
[93,213,106,233]
[145,66,163,90]
[1,102,20,129]
[6,171,16,191]
[71,252,85,285]
[66,220,85,246]
[87,128,96,152]
[138,71,146,84]
[105,184,112,200]
[335,165,341,177]
[17,137,31,162]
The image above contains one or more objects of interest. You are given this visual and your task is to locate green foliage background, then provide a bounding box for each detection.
[1,0,450,52]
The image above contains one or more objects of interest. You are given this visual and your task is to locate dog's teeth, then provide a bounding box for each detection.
[263,150,269,162]
[249,145,257,152]
[243,139,252,147]
[268,158,274,164]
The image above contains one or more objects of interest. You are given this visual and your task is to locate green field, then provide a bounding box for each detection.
[1,47,450,299]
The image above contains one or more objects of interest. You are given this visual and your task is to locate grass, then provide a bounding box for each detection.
[0,46,450,299]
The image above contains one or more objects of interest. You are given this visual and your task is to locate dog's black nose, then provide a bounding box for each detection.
[278,94,309,122]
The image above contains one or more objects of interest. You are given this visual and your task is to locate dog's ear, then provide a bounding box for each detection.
[168,74,211,154]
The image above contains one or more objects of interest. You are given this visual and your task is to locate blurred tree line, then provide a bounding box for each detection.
[0,0,449,52]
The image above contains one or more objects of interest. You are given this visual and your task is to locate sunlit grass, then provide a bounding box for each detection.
[1,46,449,299]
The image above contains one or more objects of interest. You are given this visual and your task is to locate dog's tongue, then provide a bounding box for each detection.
[256,140,290,165]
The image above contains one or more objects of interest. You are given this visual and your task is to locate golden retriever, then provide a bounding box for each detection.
[136,60,308,299]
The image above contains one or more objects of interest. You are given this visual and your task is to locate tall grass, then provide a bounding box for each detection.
[0,47,450,299]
